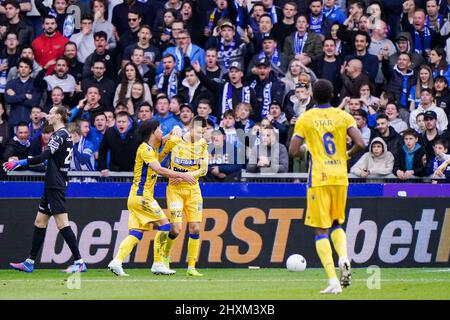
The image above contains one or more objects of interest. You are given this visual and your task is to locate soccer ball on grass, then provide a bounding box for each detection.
[286,254,307,272]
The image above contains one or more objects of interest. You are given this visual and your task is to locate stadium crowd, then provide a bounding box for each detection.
[1,0,450,182]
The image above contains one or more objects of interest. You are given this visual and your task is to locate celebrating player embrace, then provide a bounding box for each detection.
[289,80,365,294]
[158,116,209,277]
[108,119,197,276]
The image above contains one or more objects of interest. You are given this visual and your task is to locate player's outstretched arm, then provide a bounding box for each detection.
[148,160,196,184]
[3,149,52,172]
[347,127,365,158]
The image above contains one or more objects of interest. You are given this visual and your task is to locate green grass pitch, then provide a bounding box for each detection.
[0,268,449,300]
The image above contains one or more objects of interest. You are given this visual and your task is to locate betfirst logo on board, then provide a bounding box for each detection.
[35,201,450,268]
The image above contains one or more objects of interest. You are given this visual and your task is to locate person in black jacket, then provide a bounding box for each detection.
[1,121,30,164]
[249,57,285,121]
[393,129,427,179]
[98,112,140,175]
[371,114,403,157]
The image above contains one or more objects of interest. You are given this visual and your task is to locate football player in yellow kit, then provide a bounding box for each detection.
[289,79,365,294]
[159,116,208,276]
[108,119,196,276]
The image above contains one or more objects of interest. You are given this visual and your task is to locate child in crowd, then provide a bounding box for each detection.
[393,129,427,180]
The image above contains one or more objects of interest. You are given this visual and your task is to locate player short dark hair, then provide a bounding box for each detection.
[139,119,161,143]
[54,105,69,124]
[312,79,334,105]
[94,31,108,41]
[190,115,207,128]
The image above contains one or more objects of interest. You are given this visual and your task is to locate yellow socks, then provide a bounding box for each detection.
[315,235,337,280]
[116,231,141,262]
[154,231,169,263]
[330,226,348,260]
[187,234,200,268]
[164,232,178,257]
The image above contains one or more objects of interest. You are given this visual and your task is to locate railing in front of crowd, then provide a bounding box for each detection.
[2,170,444,183]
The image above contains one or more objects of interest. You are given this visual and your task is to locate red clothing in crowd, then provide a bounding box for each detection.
[32,31,69,75]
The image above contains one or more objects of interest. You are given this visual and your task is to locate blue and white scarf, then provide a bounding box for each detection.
[414,27,431,55]
[251,80,272,118]
[63,14,75,38]
[425,15,443,32]
[222,82,251,114]
[309,14,323,34]
[208,8,227,31]
[267,6,278,24]
[0,58,7,93]
[322,5,336,19]
[219,38,236,70]
[258,49,280,67]
[294,32,308,55]
[234,1,245,35]
[13,135,31,147]
[73,137,95,171]
[174,44,192,71]
[156,70,178,99]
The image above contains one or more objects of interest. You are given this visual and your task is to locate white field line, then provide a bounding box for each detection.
[1,278,449,283]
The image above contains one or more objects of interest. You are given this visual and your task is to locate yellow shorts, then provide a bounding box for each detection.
[166,185,203,224]
[127,195,167,231]
[305,185,348,229]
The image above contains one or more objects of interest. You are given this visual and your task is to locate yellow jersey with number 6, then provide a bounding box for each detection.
[293,106,356,187]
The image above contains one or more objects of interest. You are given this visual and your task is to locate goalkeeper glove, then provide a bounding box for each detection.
[3,159,28,172]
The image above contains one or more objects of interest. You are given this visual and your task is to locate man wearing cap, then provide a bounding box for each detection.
[247,33,288,78]
[191,59,257,119]
[410,88,448,132]
[419,110,442,164]
[250,57,285,121]
[206,18,253,73]
[388,32,425,71]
